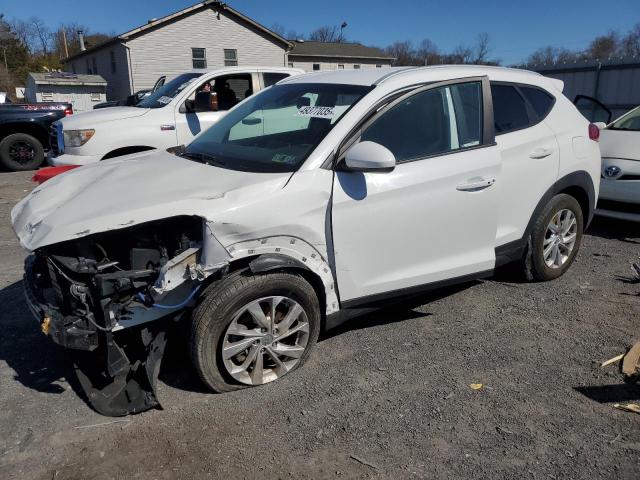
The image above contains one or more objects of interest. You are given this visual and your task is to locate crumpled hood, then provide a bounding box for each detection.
[11,151,292,251]
[61,106,149,128]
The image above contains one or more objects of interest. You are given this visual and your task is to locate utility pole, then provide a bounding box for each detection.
[61,28,69,58]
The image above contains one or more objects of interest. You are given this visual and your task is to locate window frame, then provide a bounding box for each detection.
[192,48,207,69]
[490,81,556,136]
[332,76,495,170]
[223,49,237,67]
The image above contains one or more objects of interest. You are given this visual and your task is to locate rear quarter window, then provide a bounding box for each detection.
[520,86,555,119]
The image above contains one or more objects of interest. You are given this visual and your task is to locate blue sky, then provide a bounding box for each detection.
[1,0,638,64]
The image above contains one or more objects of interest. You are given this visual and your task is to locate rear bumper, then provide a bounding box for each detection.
[48,151,102,166]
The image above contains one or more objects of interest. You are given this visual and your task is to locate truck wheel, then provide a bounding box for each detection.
[522,193,583,281]
[0,133,45,171]
[191,270,321,393]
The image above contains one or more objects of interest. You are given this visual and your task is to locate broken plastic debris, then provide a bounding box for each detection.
[613,403,640,414]
[469,383,483,390]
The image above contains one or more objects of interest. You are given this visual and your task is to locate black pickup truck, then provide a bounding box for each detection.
[0,103,72,171]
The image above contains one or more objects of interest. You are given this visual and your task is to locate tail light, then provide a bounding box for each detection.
[64,106,73,116]
[588,123,600,142]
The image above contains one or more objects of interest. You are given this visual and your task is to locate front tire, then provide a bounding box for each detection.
[190,270,321,393]
[523,193,584,281]
[0,133,45,171]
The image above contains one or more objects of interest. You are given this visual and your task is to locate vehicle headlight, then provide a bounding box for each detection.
[63,129,95,147]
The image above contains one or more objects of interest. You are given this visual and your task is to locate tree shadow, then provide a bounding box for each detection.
[574,383,640,404]
[0,280,85,398]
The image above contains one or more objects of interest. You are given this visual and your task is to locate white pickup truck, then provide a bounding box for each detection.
[49,66,303,166]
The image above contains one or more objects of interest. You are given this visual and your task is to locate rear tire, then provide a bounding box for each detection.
[522,193,584,281]
[190,270,321,393]
[0,133,45,171]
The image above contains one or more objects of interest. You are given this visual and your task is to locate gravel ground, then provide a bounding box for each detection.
[0,171,639,479]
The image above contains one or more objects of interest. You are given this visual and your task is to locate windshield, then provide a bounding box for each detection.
[610,106,640,131]
[182,83,372,173]
[137,73,202,109]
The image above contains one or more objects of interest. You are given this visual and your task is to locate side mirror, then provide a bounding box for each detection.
[296,96,311,109]
[195,91,218,112]
[593,121,607,130]
[343,141,396,172]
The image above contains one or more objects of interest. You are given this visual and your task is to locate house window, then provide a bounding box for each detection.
[353,64,361,69]
[86,59,91,74]
[337,64,344,69]
[224,49,238,66]
[288,62,294,68]
[312,63,320,71]
[90,92,102,101]
[110,51,116,73]
[192,48,207,69]
[376,64,382,68]
[41,92,54,102]
[92,57,98,74]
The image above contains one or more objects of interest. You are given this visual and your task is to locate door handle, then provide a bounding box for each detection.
[160,124,176,131]
[456,177,496,192]
[529,147,553,159]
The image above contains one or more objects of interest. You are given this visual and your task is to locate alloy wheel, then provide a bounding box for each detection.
[8,141,36,164]
[543,208,578,269]
[222,296,310,385]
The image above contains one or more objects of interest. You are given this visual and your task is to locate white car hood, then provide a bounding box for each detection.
[11,151,292,251]
[61,106,149,128]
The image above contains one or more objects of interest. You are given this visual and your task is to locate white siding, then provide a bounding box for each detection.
[126,7,287,91]
[69,44,131,100]
[289,56,392,73]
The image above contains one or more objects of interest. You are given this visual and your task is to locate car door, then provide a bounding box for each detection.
[331,78,501,303]
[490,83,561,246]
[175,73,258,145]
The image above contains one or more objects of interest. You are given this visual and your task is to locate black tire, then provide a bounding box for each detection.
[0,133,45,171]
[523,193,584,281]
[190,269,321,393]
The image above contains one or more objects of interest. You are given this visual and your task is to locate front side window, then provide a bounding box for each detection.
[137,72,202,109]
[224,49,238,66]
[214,74,252,110]
[361,82,482,163]
[182,83,371,173]
[491,84,529,134]
[610,106,640,131]
[192,48,207,69]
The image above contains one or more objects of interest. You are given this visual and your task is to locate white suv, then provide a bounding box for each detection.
[13,66,600,416]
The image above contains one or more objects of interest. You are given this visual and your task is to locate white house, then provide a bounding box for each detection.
[62,1,291,100]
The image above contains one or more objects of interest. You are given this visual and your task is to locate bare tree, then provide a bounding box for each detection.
[385,40,418,66]
[415,38,440,65]
[584,31,620,60]
[620,23,640,56]
[270,22,304,41]
[9,18,31,50]
[308,24,347,43]
[471,32,491,64]
[28,16,51,54]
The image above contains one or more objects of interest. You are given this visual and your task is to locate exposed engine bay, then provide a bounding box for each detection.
[24,216,226,415]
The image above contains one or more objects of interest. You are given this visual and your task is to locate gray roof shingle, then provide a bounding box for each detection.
[289,41,394,60]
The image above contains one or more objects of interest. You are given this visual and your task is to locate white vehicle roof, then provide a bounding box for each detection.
[185,66,305,76]
[281,65,564,93]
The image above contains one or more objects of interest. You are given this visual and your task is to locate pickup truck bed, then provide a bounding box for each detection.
[0,103,72,171]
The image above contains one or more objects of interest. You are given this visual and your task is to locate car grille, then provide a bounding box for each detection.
[597,199,640,215]
[49,124,60,156]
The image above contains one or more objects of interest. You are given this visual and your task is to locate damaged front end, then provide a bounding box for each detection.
[23,216,229,416]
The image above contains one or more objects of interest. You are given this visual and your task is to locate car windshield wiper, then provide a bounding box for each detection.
[181,151,226,167]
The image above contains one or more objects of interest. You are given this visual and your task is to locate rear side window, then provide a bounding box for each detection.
[263,72,290,88]
[361,81,482,163]
[520,86,554,119]
[491,84,529,134]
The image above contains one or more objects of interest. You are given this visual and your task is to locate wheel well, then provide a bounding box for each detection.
[0,123,48,148]
[558,185,590,221]
[102,146,155,160]
[227,255,328,321]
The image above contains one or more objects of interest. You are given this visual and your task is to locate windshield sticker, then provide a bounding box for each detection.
[272,153,298,164]
[297,106,334,119]
[157,96,173,105]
